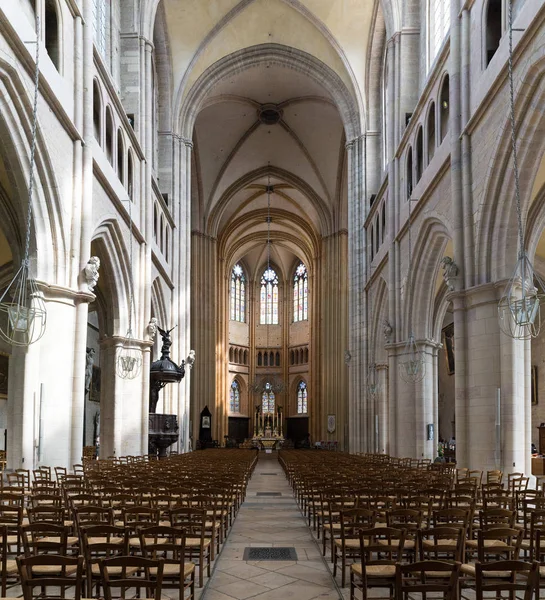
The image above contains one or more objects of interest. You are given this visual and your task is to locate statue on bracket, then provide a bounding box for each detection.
[441,256,459,292]
[84,257,100,292]
[383,320,393,343]
[148,317,158,341]
[186,349,196,370]
[85,347,95,393]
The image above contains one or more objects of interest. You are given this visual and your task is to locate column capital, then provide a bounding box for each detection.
[345,134,365,150]
[181,137,193,149]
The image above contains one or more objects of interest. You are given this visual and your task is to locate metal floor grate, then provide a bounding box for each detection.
[243,547,298,561]
[259,473,278,476]
[256,492,282,496]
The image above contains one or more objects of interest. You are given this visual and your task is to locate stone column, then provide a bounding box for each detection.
[176,138,193,452]
[376,364,389,454]
[190,231,217,445]
[347,136,366,453]
[320,231,348,448]
[458,283,528,474]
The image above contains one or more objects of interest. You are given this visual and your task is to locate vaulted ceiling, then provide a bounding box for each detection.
[157,0,378,275]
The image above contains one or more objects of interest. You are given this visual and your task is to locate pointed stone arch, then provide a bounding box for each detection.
[478,55,545,283]
[405,217,451,341]
[179,43,362,142]
[90,219,132,337]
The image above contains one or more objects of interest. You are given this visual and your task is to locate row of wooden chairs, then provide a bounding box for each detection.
[0,449,258,597]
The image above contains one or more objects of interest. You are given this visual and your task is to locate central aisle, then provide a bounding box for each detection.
[202,452,342,600]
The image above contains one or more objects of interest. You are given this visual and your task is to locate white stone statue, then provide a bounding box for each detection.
[186,349,196,370]
[148,317,158,341]
[383,320,393,343]
[85,347,95,392]
[441,256,459,292]
[344,350,351,365]
[84,256,100,292]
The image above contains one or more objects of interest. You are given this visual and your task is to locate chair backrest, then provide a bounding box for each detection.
[169,506,207,538]
[139,525,187,564]
[73,505,114,529]
[358,526,406,565]
[478,508,516,530]
[27,505,64,524]
[99,555,164,600]
[418,526,465,562]
[475,560,538,600]
[21,523,68,556]
[17,554,84,600]
[476,527,522,562]
[396,560,461,600]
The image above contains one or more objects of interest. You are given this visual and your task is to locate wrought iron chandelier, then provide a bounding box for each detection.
[251,169,285,396]
[498,0,545,340]
[0,17,46,347]
[116,198,142,379]
[399,198,425,383]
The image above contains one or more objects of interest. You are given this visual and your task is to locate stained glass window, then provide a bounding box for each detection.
[297,381,308,414]
[260,268,279,324]
[230,380,240,413]
[293,263,308,322]
[262,382,275,414]
[230,263,245,322]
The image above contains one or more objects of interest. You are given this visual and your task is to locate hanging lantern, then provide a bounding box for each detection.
[116,330,142,379]
[497,1,544,340]
[0,19,46,347]
[498,253,545,340]
[399,333,426,383]
[0,260,46,346]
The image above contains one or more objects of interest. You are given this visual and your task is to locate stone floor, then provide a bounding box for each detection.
[202,451,343,600]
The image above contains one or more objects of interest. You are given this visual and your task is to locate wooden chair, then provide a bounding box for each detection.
[169,506,211,587]
[139,525,196,600]
[333,508,376,587]
[21,522,70,556]
[81,524,129,598]
[395,560,461,600]
[475,560,538,600]
[0,525,17,596]
[350,527,406,600]
[17,554,84,600]
[99,555,164,600]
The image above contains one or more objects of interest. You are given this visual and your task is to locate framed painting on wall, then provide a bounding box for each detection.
[89,365,101,403]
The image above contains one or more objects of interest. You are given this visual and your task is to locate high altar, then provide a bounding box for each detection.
[253,406,284,451]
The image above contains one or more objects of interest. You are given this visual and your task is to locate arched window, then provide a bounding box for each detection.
[93,80,102,143]
[117,129,124,181]
[381,203,386,244]
[382,53,389,168]
[230,263,245,322]
[127,151,134,200]
[370,226,374,260]
[485,0,502,66]
[153,205,158,240]
[92,0,108,58]
[293,262,308,322]
[440,75,450,143]
[260,268,279,325]
[375,216,380,254]
[230,381,240,413]
[427,102,436,163]
[160,215,164,253]
[428,0,450,71]
[406,147,413,199]
[415,127,423,182]
[262,382,275,414]
[165,228,169,262]
[297,381,308,414]
[105,108,114,165]
[44,0,60,71]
